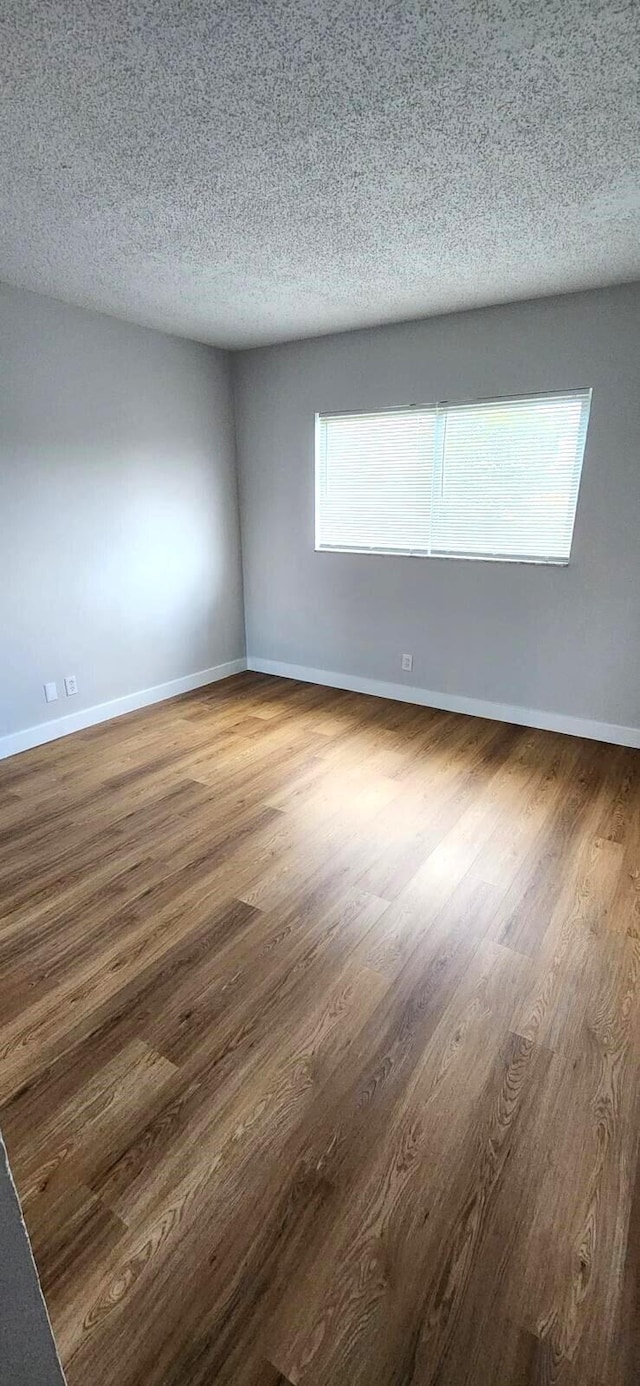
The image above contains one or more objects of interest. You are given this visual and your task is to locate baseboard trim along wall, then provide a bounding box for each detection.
[4,653,638,761]
[0,658,248,761]
[247,657,640,750]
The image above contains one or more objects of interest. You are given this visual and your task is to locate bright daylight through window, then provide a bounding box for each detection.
[316,390,592,564]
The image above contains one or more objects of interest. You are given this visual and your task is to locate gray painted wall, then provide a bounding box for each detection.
[0,1137,65,1385]
[234,284,640,732]
[0,284,245,739]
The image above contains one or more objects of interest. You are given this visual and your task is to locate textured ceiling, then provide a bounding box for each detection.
[1,0,639,348]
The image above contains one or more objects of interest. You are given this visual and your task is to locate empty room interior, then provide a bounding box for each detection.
[1,3,640,1384]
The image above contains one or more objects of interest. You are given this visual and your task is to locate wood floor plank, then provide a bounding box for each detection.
[0,672,638,1385]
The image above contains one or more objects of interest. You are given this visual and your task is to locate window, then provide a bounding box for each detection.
[315,389,591,564]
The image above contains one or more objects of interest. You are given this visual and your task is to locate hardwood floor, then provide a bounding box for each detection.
[0,671,638,1386]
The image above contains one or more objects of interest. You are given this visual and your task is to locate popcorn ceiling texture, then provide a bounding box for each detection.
[1,0,639,348]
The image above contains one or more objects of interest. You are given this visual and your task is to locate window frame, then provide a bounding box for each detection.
[314,387,592,567]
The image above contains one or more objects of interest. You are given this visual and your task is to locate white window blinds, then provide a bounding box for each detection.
[315,390,591,564]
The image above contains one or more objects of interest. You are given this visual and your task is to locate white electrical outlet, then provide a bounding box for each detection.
[44,681,58,703]
[401,653,413,672]
[64,674,78,697]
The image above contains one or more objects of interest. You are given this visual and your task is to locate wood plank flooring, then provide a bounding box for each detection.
[0,671,638,1385]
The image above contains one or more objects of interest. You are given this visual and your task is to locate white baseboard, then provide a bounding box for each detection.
[5,654,638,760]
[0,658,247,762]
[247,657,640,750]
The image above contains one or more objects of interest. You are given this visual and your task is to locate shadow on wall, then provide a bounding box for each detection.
[0,1136,66,1385]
